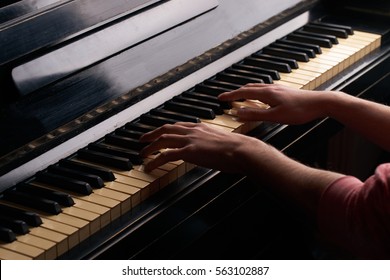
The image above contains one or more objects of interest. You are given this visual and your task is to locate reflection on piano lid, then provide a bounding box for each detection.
[0,0,67,25]
[12,0,219,96]
[0,13,384,258]
[0,0,169,65]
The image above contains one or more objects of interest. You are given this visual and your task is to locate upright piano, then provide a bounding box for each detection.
[0,0,389,260]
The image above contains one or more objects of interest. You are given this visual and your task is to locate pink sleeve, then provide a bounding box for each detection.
[318,163,390,259]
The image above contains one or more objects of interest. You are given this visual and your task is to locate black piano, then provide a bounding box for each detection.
[0,0,389,260]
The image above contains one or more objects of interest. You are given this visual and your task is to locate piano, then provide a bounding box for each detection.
[0,0,389,260]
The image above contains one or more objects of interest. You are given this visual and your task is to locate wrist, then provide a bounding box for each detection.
[234,137,280,177]
[321,90,352,118]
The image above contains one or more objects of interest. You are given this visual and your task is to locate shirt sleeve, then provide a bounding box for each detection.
[318,163,390,259]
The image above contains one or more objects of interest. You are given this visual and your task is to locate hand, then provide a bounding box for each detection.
[139,122,260,173]
[219,83,332,124]
[139,121,343,218]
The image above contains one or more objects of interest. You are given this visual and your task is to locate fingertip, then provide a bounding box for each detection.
[217,92,230,100]
[139,132,150,142]
[142,158,157,173]
[143,164,153,173]
[139,143,152,158]
[144,164,151,172]
[139,149,147,159]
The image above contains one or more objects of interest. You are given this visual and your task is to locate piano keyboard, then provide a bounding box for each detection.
[0,21,381,259]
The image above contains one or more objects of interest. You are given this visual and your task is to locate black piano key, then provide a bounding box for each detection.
[16,183,74,207]
[0,204,42,227]
[182,91,232,109]
[287,33,332,48]
[78,148,133,170]
[105,134,148,151]
[244,57,292,73]
[224,68,273,84]
[203,79,241,90]
[164,100,215,119]
[173,96,224,115]
[0,226,16,243]
[262,46,309,62]
[216,72,264,85]
[232,63,281,80]
[276,39,322,54]
[194,84,232,96]
[182,91,219,102]
[35,171,93,195]
[0,216,29,235]
[140,113,179,127]
[311,21,354,35]
[295,29,338,44]
[150,108,201,123]
[125,122,157,133]
[303,24,348,38]
[59,159,116,181]
[47,165,104,189]
[3,190,62,215]
[88,142,143,165]
[252,53,299,69]
[115,128,144,139]
[270,42,316,58]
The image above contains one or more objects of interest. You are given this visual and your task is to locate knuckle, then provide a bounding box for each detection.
[158,134,169,141]
[161,123,174,130]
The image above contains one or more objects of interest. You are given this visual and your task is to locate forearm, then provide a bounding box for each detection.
[236,138,344,217]
[221,84,390,150]
[322,91,390,151]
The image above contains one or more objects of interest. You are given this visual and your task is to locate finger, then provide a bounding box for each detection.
[144,148,185,172]
[140,134,188,157]
[240,83,271,89]
[218,86,273,102]
[244,83,266,86]
[236,106,278,121]
[219,83,290,101]
[232,99,269,110]
[140,123,196,142]
[171,122,202,129]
